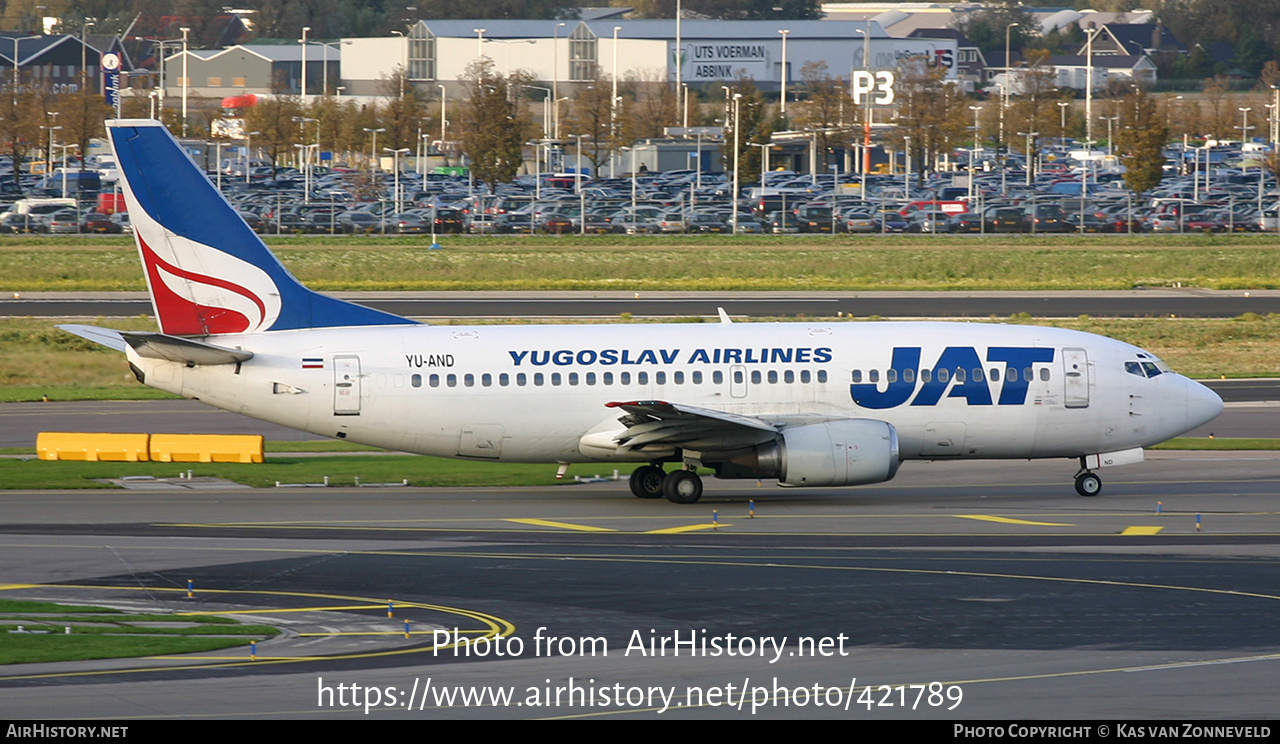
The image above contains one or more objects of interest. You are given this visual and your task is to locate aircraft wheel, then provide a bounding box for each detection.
[1074,472,1102,497]
[629,465,665,499]
[662,470,703,504]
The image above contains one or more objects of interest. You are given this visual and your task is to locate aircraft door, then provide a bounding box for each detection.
[729,364,748,398]
[333,355,362,415]
[1062,347,1090,409]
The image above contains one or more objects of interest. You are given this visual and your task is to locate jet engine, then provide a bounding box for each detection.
[711,419,900,487]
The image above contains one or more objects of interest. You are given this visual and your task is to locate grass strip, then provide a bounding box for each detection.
[0,454,594,489]
[5,239,1280,291]
[0,599,277,664]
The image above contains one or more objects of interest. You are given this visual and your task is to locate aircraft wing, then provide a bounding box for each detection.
[603,400,781,453]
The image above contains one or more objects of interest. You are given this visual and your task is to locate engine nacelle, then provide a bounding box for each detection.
[712,419,900,487]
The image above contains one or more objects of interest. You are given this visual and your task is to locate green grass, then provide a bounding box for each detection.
[0,599,277,664]
[0,454,599,490]
[1150,438,1280,450]
[5,235,1280,291]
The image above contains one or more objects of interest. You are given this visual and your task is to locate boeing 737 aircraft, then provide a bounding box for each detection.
[60,120,1223,504]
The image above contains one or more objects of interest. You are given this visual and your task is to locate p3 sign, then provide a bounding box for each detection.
[851,70,895,106]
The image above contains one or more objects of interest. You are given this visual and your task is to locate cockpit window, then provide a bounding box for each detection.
[1127,356,1174,378]
[1125,361,1145,377]
[1141,362,1162,377]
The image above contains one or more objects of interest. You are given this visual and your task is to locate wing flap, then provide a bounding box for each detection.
[601,400,781,453]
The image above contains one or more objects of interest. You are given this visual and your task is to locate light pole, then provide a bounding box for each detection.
[299,26,310,105]
[524,84,553,137]
[1085,25,1101,146]
[54,143,77,198]
[1002,22,1018,158]
[180,27,190,136]
[611,26,621,142]
[731,92,742,233]
[294,142,317,203]
[1099,115,1118,157]
[320,40,349,98]
[1238,106,1254,146]
[552,21,565,137]
[1019,131,1038,185]
[968,105,981,207]
[1057,100,1070,147]
[569,133,589,194]
[244,130,259,183]
[438,84,447,144]
[778,29,790,117]
[40,122,60,178]
[854,26,873,178]
[474,28,486,59]
[384,147,410,212]
[1272,85,1280,147]
[363,127,385,174]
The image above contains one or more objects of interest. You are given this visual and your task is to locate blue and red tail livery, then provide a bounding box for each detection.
[108,119,414,336]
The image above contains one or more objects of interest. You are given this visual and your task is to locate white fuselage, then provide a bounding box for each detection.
[126,320,1221,465]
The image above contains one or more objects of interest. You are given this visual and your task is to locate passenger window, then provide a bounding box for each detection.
[568,372,579,385]
[603,372,614,385]
[1006,367,1018,382]
[784,370,795,383]
[481,373,492,387]
[954,368,966,383]
[517,372,527,386]
[768,370,778,384]
[903,368,915,383]
[800,370,811,383]
[852,370,863,383]
[464,374,475,387]
[638,372,648,385]
[937,369,950,383]
[920,368,931,383]
[973,368,983,382]
[886,369,897,383]
[817,370,828,383]
[430,373,440,387]
[499,373,510,386]
[411,374,422,388]
[693,371,703,384]
[534,373,544,386]
[713,371,724,384]
[989,368,999,382]
[674,371,684,384]
[586,372,596,385]
[1039,368,1050,381]
[869,369,879,383]
[656,371,666,385]
[621,372,631,385]
[447,374,457,387]
[551,373,561,386]
[750,370,761,384]
[733,370,744,384]
[1023,367,1032,381]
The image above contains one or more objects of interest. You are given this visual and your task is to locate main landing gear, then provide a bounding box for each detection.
[1074,458,1102,497]
[628,465,704,504]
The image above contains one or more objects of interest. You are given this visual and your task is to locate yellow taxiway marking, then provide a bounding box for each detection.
[1122,526,1165,535]
[505,518,617,532]
[956,514,1074,527]
[645,524,727,534]
[175,604,386,616]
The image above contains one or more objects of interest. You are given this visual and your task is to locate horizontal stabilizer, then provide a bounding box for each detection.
[120,332,254,365]
[57,324,127,352]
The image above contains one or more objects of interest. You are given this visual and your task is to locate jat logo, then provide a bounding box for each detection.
[850,347,1055,409]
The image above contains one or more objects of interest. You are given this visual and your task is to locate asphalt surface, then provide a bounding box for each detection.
[5,289,1280,320]
[1,453,1279,719]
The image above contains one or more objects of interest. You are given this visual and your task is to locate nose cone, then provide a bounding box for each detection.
[1185,377,1224,431]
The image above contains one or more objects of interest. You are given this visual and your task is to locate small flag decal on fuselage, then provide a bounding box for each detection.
[302,358,324,369]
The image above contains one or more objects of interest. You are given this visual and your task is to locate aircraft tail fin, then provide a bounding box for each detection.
[107,119,415,336]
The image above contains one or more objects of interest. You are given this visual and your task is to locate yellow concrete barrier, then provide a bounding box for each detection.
[36,433,150,462]
[149,434,264,464]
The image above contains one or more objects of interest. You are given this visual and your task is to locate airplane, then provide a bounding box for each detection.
[59,120,1224,504]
